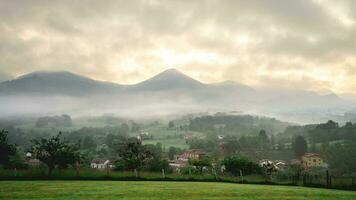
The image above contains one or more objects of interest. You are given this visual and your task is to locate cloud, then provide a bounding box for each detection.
[0,0,356,93]
[0,70,12,82]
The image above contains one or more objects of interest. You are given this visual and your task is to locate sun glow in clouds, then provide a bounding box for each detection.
[1,0,356,93]
[151,48,230,66]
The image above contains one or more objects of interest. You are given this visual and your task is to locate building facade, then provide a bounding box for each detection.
[301,153,324,168]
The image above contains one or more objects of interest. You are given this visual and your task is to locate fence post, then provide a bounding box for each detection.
[292,174,296,185]
[76,162,79,178]
[162,168,165,179]
[352,177,355,188]
[240,170,243,184]
[214,168,218,181]
[326,170,329,188]
[134,169,138,178]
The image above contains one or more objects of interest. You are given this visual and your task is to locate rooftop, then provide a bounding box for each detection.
[303,153,321,158]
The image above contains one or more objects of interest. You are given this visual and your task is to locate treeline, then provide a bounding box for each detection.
[280,120,356,143]
[0,129,168,174]
[188,115,290,136]
[279,120,356,174]
[1,129,270,179]
[187,129,275,160]
[36,115,72,127]
[2,121,143,162]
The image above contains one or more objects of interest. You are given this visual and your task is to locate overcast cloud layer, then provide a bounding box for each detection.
[1,0,356,93]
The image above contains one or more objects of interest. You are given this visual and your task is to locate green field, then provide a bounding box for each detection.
[0,181,355,200]
[143,138,188,149]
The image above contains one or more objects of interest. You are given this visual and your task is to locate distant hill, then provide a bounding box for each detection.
[0,71,122,96]
[0,69,352,123]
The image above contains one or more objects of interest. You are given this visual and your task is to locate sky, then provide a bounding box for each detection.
[1,0,356,94]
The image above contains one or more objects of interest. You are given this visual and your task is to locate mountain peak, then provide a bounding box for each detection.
[133,68,204,91]
[160,68,181,74]
[154,68,187,78]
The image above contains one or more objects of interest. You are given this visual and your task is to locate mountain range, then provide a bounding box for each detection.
[0,69,353,123]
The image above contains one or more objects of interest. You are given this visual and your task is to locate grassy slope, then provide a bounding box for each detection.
[143,138,188,149]
[1,181,355,200]
[139,125,204,150]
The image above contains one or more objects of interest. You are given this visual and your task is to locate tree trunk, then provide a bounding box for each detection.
[48,164,54,176]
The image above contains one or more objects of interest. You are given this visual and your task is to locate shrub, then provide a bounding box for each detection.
[222,155,262,176]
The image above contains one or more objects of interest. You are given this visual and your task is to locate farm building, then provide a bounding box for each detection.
[90,159,113,170]
[301,153,326,168]
[175,149,207,162]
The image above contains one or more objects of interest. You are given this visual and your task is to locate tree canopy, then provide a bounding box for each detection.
[0,130,16,166]
[222,156,262,176]
[293,136,308,158]
[116,137,153,172]
[31,132,80,175]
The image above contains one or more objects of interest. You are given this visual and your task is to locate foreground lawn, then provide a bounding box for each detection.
[0,181,355,200]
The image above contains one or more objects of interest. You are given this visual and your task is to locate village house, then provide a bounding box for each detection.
[301,153,325,168]
[259,159,287,171]
[175,149,207,162]
[169,149,207,171]
[217,135,225,140]
[25,152,41,167]
[168,160,188,172]
[90,159,113,170]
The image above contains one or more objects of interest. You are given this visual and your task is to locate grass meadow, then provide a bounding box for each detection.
[1,181,356,200]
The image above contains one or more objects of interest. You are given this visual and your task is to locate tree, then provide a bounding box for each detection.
[189,156,211,174]
[5,153,29,169]
[144,143,170,172]
[120,123,130,134]
[222,156,262,176]
[186,138,206,149]
[327,140,356,174]
[0,130,16,166]
[168,147,183,160]
[82,136,96,149]
[117,137,153,173]
[222,135,240,155]
[259,129,270,149]
[277,141,285,150]
[168,121,175,129]
[105,133,126,149]
[310,142,317,152]
[321,141,330,153]
[259,129,268,142]
[293,136,308,158]
[309,120,339,143]
[31,132,80,175]
[270,134,276,148]
[130,121,141,132]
